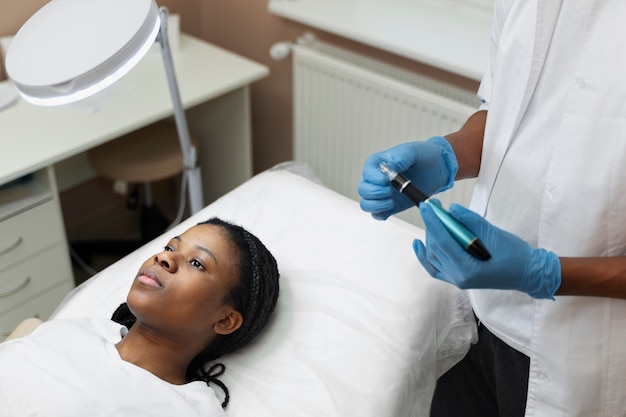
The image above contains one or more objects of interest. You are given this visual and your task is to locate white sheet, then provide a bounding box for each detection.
[52,164,476,416]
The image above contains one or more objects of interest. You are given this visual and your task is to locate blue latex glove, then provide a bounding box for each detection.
[358,136,458,220]
[413,201,561,299]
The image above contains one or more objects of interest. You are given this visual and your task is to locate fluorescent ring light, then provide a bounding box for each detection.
[6,0,204,214]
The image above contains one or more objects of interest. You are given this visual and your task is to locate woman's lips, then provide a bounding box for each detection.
[137,270,163,288]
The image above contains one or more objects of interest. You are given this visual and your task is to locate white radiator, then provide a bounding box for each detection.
[291,39,479,227]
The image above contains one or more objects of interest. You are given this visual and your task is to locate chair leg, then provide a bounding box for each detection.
[126,184,140,209]
[140,182,169,241]
[140,203,169,241]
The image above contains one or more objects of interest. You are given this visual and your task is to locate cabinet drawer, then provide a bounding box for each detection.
[0,244,74,315]
[0,281,74,342]
[0,200,66,271]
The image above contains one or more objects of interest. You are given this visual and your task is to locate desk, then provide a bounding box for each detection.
[0,34,269,197]
[0,34,269,338]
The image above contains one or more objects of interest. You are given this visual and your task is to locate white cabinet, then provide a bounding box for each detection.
[0,167,74,341]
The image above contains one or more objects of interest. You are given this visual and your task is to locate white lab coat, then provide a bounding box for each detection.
[469,0,626,415]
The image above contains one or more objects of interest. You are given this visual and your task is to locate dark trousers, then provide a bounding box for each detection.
[430,321,530,417]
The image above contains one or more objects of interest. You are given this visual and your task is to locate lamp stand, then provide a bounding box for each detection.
[157,7,204,215]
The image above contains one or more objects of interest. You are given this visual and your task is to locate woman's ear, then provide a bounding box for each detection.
[214,310,243,335]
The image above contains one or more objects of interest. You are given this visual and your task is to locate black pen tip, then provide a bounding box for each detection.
[468,239,491,261]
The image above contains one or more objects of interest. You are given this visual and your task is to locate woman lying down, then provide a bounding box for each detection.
[0,218,280,416]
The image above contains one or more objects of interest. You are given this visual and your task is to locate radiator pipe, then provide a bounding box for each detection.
[270,32,316,60]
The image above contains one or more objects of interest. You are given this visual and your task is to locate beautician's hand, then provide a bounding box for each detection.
[414,201,562,299]
[358,136,458,220]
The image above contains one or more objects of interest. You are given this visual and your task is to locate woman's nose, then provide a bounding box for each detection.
[155,252,178,272]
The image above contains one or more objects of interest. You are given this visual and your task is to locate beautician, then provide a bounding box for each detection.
[358,1,626,416]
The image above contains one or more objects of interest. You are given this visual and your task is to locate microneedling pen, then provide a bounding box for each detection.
[379,162,491,261]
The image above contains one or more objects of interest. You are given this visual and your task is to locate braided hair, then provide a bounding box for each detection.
[111,217,280,407]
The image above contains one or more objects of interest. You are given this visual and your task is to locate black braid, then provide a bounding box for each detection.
[110,302,136,330]
[201,364,229,408]
[111,217,280,408]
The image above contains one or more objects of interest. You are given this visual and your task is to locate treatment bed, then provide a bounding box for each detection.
[51,163,476,416]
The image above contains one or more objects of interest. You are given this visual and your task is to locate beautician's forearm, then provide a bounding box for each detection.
[444,110,487,180]
[442,112,626,300]
[557,257,626,299]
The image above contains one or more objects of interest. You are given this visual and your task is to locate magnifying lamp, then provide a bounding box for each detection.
[5,0,204,215]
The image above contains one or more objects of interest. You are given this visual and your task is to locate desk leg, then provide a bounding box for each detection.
[187,86,253,206]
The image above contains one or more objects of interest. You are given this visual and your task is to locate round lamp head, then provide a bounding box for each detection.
[6,0,160,106]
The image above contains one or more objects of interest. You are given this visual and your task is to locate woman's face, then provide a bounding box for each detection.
[127,224,243,346]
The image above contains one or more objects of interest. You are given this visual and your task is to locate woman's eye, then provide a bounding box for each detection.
[164,245,174,252]
[190,259,205,270]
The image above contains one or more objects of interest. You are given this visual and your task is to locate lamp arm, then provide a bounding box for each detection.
[157,7,204,214]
